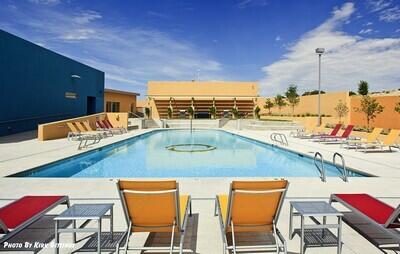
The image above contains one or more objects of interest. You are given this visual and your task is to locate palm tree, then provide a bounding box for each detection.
[274,94,287,113]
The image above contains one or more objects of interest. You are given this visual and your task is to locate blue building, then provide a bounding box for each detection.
[0,30,104,137]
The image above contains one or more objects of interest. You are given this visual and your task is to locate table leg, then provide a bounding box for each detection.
[72,220,76,243]
[110,207,114,241]
[289,204,293,240]
[322,216,326,238]
[98,219,102,254]
[338,216,342,254]
[300,216,305,254]
[54,220,59,254]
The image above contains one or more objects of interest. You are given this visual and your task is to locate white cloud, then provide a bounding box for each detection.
[359,28,373,34]
[60,28,96,40]
[275,36,281,41]
[379,6,400,21]
[261,2,400,96]
[367,0,392,12]
[363,21,373,26]
[29,0,60,5]
[0,4,225,92]
[73,10,102,24]
[235,0,268,9]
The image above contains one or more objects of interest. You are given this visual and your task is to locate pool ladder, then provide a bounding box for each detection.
[270,133,289,146]
[313,152,348,182]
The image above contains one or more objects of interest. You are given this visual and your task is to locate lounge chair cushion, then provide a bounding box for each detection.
[179,195,190,226]
[0,196,65,232]
[217,195,229,226]
[335,194,395,225]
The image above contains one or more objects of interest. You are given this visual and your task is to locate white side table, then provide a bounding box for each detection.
[54,203,113,254]
[289,201,343,254]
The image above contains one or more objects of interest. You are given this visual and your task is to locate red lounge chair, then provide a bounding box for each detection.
[318,125,355,143]
[330,194,400,251]
[311,123,342,139]
[102,120,126,134]
[0,196,69,243]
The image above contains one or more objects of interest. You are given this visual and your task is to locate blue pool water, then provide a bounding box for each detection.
[13,129,367,178]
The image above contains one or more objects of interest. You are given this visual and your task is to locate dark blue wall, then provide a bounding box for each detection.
[0,30,104,136]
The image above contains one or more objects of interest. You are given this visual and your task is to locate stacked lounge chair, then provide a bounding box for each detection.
[330,193,400,252]
[342,127,383,149]
[298,124,342,139]
[66,122,102,149]
[315,125,355,143]
[355,129,400,152]
[96,120,125,134]
[215,179,289,254]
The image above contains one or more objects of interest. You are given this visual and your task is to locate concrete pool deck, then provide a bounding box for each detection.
[0,127,400,253]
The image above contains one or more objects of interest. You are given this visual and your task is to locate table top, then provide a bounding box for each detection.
[291,201,342,217]
[54,203,113,220]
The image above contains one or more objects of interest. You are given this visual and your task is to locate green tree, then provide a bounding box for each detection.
[356,95,384,130]
[302,90,325,96]
[358,80,369,95]
[145,107,151,119]
[349,91,356,96]
[264,98,274,115]
[274,94,287,113]
[285,85,300,115]
[167,106,173,119]
[253,105,261,119]
[334,100,349,123]
[209,105,217,119]
[395,101,400,114]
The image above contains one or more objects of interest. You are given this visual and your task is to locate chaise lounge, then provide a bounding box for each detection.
[330,193,400,252]
[215,179,289,254]
[0,195,70,244]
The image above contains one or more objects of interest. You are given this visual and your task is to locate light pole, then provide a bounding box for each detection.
[315,48,325,126]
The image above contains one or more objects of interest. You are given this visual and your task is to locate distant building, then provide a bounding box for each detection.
[146,81,258,119]
[0,30,104,136]
[104,88,139,113]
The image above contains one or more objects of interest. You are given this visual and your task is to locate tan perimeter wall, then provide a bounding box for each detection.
[104,91,137,112]
[38,112,128,141]
[349,95,400,129]
[148,81,258,97]
[257,92,350,124]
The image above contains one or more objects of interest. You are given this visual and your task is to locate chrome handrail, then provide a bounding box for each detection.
[333,152,348,182]
[314,152,326,182]
[270,133,289,146]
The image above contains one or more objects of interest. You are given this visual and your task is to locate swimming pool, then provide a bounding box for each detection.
[12,129,367,178]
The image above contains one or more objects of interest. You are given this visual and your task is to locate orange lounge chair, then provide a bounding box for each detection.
[356,129,400,152]
[215,179,289,254]
[116,180,192,254]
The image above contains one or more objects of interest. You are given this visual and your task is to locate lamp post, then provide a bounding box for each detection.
[315,48,325,126]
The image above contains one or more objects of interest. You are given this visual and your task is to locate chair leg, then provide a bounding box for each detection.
[123,224,131,254]
[179,230,185,254]
[170,221,176,254]
[230,221,237,254]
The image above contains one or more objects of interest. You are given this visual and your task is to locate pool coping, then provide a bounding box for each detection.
[7,128,372,178]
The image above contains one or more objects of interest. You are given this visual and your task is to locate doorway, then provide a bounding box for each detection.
[87,96,96,115]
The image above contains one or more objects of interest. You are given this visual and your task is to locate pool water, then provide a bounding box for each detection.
[13,129,367,178]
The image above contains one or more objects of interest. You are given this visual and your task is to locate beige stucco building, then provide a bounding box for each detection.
[145,81,259,119]
[104,88,139,113]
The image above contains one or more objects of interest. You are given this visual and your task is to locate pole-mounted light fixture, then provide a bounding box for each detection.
[315,48,325,126]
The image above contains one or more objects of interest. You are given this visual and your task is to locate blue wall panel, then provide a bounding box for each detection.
[0,30,104,136]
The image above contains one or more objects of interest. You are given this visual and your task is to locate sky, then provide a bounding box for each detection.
[0,0,399,97]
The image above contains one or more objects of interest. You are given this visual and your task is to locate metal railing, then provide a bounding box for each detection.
[333,152,348,182]
[313,152,326,182]
[270,133,289,146]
